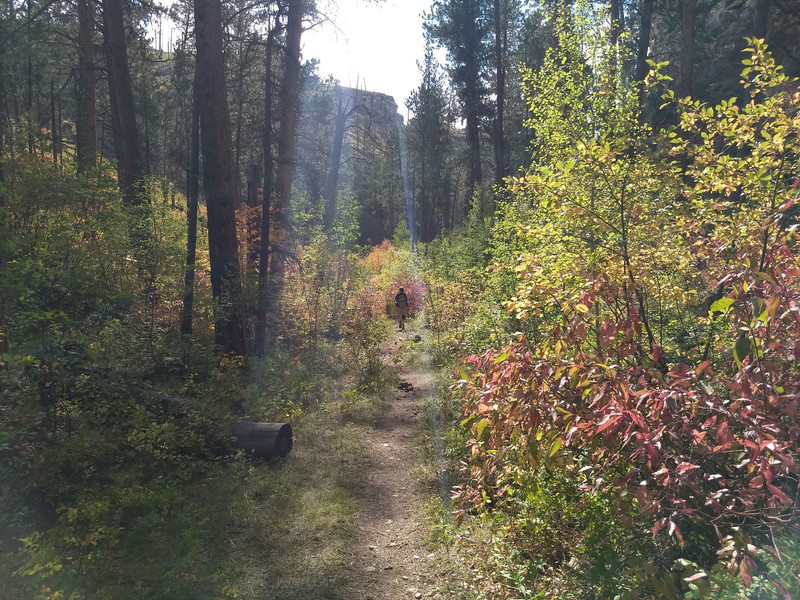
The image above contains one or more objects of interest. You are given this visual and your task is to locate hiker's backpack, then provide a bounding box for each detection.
[396,293,408,308]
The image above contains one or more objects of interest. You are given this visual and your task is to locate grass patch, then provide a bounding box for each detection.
[218,348,397,599]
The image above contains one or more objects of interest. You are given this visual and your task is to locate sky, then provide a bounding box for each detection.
[147,0,433,115]
[302,0,432,115]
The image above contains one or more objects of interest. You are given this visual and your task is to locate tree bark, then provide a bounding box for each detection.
[234,38,245,206]
[679,0,697,98]
[143,97,150,174]
[180,69,200,337]
[161,83,169,203]
[195,0,247,355]
[247,162,260,209]
[255,18,279,357]
[57,97,62,168]
[324,91,348,231]
[246,160,260,262]
[76,0,96,173]
[0,42,5,208]
[102,0,143,206]
[270,0,302,286]
[753,0,770,39]
[465,91,481,193]
[610,0,622,47]
[50,80,58,165]
[635,0,655,105]
[26,0,34,155]
[493,0,506,186]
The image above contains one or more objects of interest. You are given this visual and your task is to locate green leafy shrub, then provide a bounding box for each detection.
[446,5,800,597]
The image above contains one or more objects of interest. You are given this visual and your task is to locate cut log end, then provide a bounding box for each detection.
[229,421,293,459]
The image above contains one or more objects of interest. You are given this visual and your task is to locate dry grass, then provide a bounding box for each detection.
[218,373,395,599]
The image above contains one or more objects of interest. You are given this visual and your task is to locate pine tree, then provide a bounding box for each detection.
[195,0,247,354]
[426,0,491,195]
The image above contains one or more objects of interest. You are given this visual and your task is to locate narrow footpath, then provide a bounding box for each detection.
[346,326,459,599]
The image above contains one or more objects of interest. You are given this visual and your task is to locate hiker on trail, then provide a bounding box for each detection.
[394,287,409,331]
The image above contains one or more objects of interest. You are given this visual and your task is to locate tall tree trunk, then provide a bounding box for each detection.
[247,162,260,209]
[162,84,169,203]
[50,80,57,165]
[255,19,279,357]
[76,0,96,173]
[102,0,143,206]
[635,0,655,104]
[680,0,697,98]
[26,0,33,155]
[610,0,622,47]
[0,42,6,208]
[753,0,770,39]
[143,97,150,174]
[464,0,483,200]
[493,0,505,186]
[418,118,429,242]
[180,69,200,337]
[270,0,302,285]
[57,97,62,169]
[234,38,246,205]
[465,90,481,193]
[246,160,260,262]
[306,165,321,210]
[324,91,348,231]
[10,5,19,149]
[0,44,5,351]
[195,0,247,355]
[36,88,44,159]
[608,0,624,89]
[442,181,450,233]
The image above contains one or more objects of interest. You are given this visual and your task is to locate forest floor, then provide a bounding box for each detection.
[346,324,464,599]
[223,319,473,599]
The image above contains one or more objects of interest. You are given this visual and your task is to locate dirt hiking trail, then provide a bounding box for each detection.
[346,326,463,600]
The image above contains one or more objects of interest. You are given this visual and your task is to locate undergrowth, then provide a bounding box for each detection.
[219,344,397,600]
[417,18,800,600]
[0,149,411,598]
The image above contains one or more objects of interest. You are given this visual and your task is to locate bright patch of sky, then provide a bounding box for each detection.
[304,0,432,115]
[147,0,433,115]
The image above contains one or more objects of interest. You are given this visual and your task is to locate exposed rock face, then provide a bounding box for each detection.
[339,86,401,137]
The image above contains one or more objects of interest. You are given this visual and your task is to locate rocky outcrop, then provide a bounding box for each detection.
[339,86,400,138]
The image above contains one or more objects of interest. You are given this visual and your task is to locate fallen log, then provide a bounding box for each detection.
[229,421,293,459]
